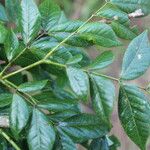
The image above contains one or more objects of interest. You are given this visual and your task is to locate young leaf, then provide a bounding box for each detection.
[5,30,19,61]
[88,51,114,70]
[96,2,129,24]
[66,67,89,100]
[10,94,29,136]
[119,84,150,150]
[90,74,115,124]
[121,31,150,80]
[58,114,109,142]
[57,128,77,150]
[18,80,48,92]
[111,0,150,15]
[0,4,8,22]
[0,93,12,108]
[21,0,40,45]
[28,109,55,150]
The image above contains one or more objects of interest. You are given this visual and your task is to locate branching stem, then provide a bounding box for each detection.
[0,3,108,80]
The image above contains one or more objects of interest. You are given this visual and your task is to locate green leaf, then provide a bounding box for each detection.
[89,137,109,150]
[58,114,109,142]
[50,47,72,64]
[49,20,83,33]
[50,110,79,122]
[50,21,121,47]
[0,4,8,22]
[88,51,114,70]
[121,31,150,80]
[111,21,137,40]
[4,30,19,61]
[0,24,7,44]
[36,92,80,112]
[28,109,55,150]
[109,135,120,150]
[21,0,40,44]
[5,0,20,23]
[66,54,83,65]
[57,128,77,150]
[52,32,92,47]
[90,74,115,124]
[31,37,58,52]
[96,2,129,24]
[18,80,48,92]
[66,67,89,100]
[0,93,12,108]
[111,0,150,15]
[118,84,150,150]
[78,22,121,47]
[39,0,66,30]
[10,94,29,136]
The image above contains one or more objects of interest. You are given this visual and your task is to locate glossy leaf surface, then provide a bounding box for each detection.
[88,51,114,70]
[66,67,89,100]
[119,84,150,150]
[90,74,115,124]
[28,109,55,150]
[18,80,48,92]
[121,31,150,80]
[21,0,40,44]
[10,94,29,136]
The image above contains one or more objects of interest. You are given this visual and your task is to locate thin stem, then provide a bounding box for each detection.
[0,48,27,76]
[2,60,43,80]
[44,60,66,68]
[43,61,119,82]
[1,2,108,79]
[43,3,107,60]
[4,79,37,105]
[86,71,119,82]
[0,129,21,150]
[0,79,36,105]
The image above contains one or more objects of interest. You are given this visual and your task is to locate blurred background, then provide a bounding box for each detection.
[1,0,150,149]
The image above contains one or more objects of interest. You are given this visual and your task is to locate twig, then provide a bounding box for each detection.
[0,129,21,150]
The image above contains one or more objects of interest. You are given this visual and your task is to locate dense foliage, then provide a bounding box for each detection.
[0,0,150,150]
